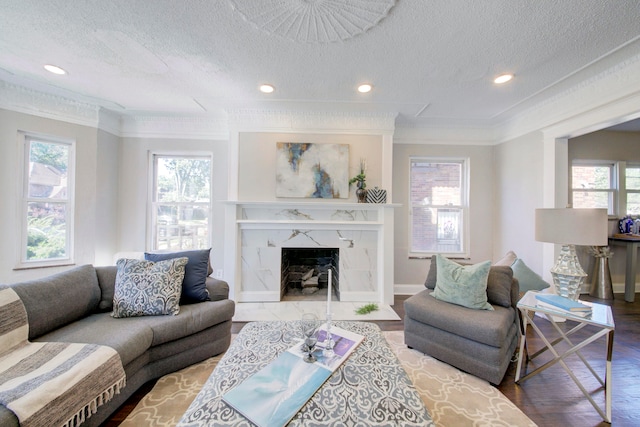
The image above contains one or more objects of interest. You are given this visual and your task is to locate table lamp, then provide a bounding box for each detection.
[535,208,608,300]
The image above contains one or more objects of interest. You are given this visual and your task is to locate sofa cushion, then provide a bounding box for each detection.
[485,266,514,308]
[34,312,153,367]
[511,258,551,291]
[206,277,230,301]
[145,249,211,303]
[424,256,438,289]
[95,265,118,311]
[433,255,493,310]
[133,299,236,346]
[9,265,101,340]
[404,290,516,348]
[112,257,187,318]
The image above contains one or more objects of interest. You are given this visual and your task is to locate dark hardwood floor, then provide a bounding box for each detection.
[103,293,640,426]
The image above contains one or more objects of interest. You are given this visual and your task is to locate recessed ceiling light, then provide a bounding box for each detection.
[494,74,513,84]
[44,64,67,75]
[259,84,275,93]
[357,84,372,93]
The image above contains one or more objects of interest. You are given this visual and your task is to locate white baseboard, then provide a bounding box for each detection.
[394,284,424,295]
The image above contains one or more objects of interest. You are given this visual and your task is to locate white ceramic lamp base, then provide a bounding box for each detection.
[550,244,587,301]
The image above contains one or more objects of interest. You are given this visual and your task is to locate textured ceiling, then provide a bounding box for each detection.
[1,0,640,129]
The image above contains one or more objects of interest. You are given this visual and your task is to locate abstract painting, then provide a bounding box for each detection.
[276,142,349,198]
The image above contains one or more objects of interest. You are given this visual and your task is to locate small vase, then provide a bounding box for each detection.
[589,256,614,300]
[356,182,367,203]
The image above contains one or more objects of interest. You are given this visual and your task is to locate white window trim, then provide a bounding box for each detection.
[16,132,75,269]
[570,159,617,216]
[618,161,640,216]
[408,156,470,258]
[147,151,213,251]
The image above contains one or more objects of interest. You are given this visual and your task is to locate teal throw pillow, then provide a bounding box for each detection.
[433,254,493,310]
[511,258,551,292]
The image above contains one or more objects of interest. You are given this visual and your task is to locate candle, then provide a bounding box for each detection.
[327,269,332,315]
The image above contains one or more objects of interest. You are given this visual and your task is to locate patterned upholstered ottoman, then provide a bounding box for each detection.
[178,321,433,426]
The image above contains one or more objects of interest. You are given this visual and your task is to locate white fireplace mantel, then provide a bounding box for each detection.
[223,201,399,305]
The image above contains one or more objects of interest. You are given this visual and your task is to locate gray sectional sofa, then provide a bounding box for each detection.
[0,264,235,427]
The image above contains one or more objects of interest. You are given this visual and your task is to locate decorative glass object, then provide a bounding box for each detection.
[322,313,335,358]
[301,313,319,363]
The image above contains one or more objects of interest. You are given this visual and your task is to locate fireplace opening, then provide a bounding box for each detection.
[281,248,339,302]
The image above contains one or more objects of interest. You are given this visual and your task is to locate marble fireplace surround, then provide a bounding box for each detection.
[224,201,397,305]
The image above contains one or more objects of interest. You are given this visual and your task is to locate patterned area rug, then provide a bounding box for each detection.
[121,331,536,427]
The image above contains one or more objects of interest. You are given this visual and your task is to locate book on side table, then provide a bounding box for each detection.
[222,323,364,427]
[535,293,592,316]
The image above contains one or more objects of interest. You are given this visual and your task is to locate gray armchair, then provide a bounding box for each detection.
[404,258,520,385]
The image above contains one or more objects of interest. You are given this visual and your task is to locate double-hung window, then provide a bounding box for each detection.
[150,154,212,251]
[409,158,469,257]
[571,161,616,215]
[20,135,74,267]
[625,164,640,215]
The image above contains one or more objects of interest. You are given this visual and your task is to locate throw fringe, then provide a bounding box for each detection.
[63,376,126,427]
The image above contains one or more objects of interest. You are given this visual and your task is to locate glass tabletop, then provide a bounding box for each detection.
[518,291,615,329]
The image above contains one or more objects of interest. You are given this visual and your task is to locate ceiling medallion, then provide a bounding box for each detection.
[228,0,396,43]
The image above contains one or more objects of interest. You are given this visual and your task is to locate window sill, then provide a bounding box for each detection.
[14,261,75,271]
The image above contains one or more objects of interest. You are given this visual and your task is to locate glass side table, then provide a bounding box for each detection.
[515,291,615,423]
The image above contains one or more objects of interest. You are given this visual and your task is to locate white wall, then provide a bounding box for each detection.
[95,129,120,265]
[0,108,105,283]
[493,131,546,272]
[117,137,229,271]
[392,143,495,289]
[569,130,640,161]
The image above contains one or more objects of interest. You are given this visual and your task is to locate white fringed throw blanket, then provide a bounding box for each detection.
[0,288,126,427]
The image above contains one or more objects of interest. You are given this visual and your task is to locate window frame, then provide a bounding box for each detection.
[147,151,213,252]
[17,133,75,269]
[408,156,470,258]
[570,160,617,216]
[623,162,640,216]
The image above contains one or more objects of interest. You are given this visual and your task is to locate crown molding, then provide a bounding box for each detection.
[497,51,640,142]
[226,109,397,134]
[0,81,399,139]
[97,108,122,136]
[393,123,497,145]
[0,80,100,127]
[5,48,639,144]
[119,115,229,140]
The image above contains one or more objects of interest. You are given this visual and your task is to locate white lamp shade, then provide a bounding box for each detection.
[535,208,608,246]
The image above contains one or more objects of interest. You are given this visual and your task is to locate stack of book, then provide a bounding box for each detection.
[535,293,592,317]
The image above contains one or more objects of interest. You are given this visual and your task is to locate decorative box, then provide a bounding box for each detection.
[366,187,387,203]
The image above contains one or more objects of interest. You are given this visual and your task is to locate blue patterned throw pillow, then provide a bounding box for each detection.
[112,257,188,318]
